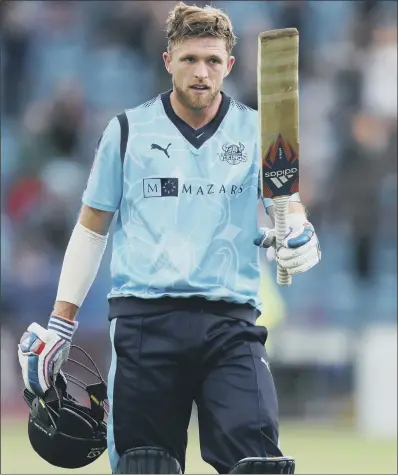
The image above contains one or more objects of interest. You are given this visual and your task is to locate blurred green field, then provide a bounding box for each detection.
[2,418,397,474]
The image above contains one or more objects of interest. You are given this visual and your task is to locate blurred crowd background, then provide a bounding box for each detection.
[1,1,397,472]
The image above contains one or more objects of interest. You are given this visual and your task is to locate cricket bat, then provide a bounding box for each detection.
[257,28,300,286]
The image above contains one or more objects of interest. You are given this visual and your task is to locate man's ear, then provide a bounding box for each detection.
[163,52,172,75]
[224,55,235,78]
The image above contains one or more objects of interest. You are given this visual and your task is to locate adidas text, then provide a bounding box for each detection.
[264,168,298,178]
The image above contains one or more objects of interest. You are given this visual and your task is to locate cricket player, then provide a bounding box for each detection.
[18,3,321,474]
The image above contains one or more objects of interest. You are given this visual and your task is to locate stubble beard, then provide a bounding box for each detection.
[174,81,220,111]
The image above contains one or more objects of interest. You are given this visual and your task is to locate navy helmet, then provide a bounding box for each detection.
[23,345,108,469]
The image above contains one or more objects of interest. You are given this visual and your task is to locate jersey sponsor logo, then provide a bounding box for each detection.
[218,142,247,165]
[143,178,243,198]
[181,183,243,195]
[151,142,172,158]
[143,178,178,197]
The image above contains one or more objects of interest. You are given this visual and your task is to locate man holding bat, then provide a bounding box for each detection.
[18,2,320,474]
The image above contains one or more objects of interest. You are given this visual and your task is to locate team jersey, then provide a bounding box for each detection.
[82,91,262,310]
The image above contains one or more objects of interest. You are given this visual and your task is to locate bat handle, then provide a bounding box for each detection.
[274,196,292,286]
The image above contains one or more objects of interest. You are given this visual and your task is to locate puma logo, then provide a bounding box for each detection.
[261,357,271,372]
[151,142,172,158]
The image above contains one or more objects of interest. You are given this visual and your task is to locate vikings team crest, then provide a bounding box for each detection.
[218,142,247,165]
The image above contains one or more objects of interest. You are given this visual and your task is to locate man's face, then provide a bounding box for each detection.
[163,37,235,111]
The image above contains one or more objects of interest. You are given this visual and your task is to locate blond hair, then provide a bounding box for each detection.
[166,2,237,55]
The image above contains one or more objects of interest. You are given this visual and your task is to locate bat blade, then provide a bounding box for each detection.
[257,28,300,286]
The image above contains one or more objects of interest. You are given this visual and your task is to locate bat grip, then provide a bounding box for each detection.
[274,196,292,286]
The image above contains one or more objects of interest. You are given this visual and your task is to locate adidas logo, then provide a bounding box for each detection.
[270,173,294,188]
[264,168,297,189]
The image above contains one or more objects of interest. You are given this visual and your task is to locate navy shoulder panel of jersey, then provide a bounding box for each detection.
[229,97,259,134]
[230,97,256,112]
[230,98,258,120]
[123,94,163,124]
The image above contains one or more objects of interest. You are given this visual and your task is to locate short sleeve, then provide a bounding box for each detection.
[82,117,123,212]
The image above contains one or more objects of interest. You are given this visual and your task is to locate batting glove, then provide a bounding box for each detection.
[254,212,321,275]
[18,315,77,396]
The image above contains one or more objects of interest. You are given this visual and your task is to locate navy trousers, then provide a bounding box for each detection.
[107,304,280,474]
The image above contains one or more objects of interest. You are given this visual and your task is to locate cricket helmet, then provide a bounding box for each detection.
[23,345,108,469]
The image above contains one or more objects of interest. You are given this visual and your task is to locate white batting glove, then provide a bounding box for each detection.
[17,316,77,396]
[254,212,321,275]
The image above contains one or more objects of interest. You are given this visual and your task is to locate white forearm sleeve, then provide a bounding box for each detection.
[55,223,108,307]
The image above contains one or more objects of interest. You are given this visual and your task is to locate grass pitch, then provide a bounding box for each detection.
[2,418,397,474]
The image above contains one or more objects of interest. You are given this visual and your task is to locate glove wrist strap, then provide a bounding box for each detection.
[48,315,77,342]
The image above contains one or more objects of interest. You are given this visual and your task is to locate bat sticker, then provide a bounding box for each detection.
[262,134,299,196]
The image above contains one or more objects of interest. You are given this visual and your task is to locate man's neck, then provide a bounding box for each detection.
[170,90,222,130]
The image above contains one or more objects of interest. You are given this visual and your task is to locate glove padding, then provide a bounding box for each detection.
[254,213,321,275]
[18,323,70,396]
